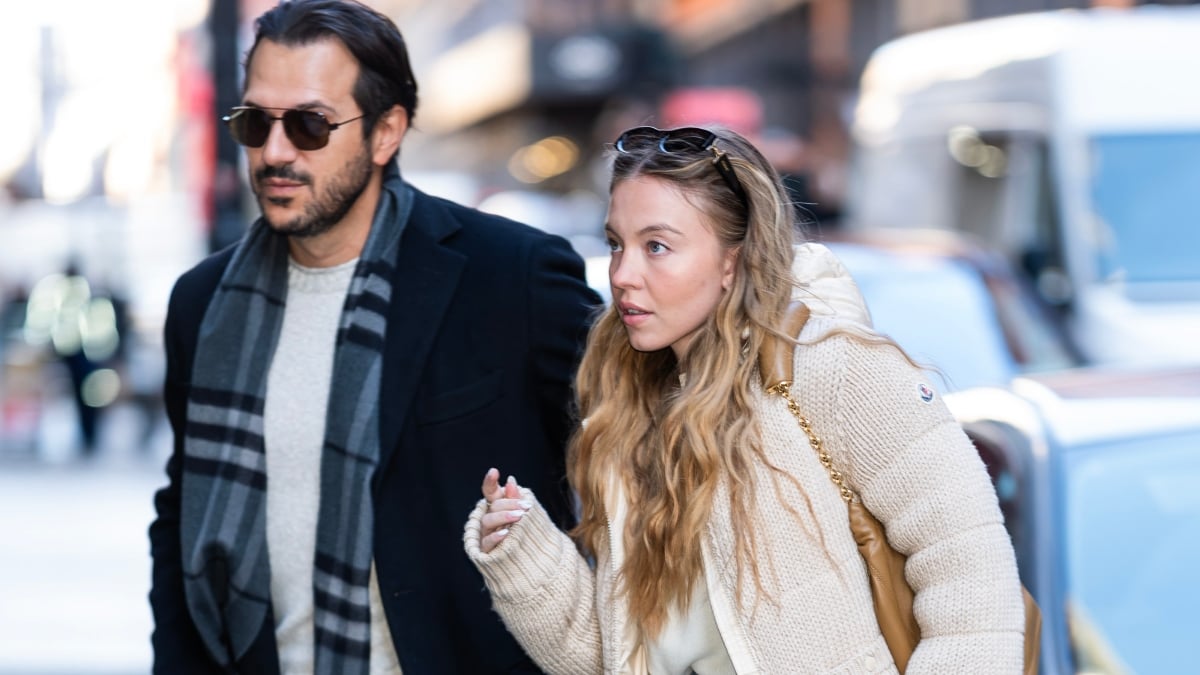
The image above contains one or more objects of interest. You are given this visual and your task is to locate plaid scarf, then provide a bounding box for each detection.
[181,170,412,672]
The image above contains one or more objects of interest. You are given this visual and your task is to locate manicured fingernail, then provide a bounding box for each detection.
[508,510,526,520]
[517,500,532,510]
[506,475,516,486]
[495,529,509,538]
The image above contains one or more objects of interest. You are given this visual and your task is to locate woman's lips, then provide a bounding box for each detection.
[619,304,651,326]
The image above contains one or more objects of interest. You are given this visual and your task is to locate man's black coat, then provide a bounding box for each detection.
[149,186,601,673]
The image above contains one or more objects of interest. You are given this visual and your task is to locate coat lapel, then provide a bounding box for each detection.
[375,191,465,485]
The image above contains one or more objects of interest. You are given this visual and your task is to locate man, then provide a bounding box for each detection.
[148,1,599,673]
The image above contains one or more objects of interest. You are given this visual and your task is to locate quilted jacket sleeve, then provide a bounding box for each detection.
[805,328,1026,674]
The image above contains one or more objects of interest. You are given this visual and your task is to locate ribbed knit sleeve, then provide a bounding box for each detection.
[464,490,603,674]
[796,320,1026,674]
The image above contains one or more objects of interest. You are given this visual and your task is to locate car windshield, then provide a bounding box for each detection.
[1062,427,1200,673]
[832,246,1016,391]
[1088,132,1200,285]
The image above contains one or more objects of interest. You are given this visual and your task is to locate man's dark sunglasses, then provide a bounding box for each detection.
[614,126,749,208]
[222,106,364,151]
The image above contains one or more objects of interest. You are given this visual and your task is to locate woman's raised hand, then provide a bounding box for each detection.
[479,467,532,553]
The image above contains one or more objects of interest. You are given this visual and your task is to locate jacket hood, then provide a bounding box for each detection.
[791,242,872,326]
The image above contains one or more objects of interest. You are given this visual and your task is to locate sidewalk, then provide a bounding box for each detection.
[0,403,167,674]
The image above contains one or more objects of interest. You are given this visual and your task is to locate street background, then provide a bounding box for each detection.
[3,0,1198,673]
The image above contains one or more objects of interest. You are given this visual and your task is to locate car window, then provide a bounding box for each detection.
[833,246,1017,391]
[1089,132,1200,286]
[1062,429,1200,673]
[983,274,1078,373]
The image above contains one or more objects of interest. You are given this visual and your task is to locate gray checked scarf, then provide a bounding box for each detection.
[180,168,412,672]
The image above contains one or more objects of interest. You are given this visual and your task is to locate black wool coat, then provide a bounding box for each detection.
[149,186,601,674]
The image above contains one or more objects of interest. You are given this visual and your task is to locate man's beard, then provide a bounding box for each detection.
[253,149,374,239]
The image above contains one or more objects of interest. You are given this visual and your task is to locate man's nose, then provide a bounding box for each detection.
[260,118,299,165]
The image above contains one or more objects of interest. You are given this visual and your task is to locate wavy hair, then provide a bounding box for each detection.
[568,127,810,640]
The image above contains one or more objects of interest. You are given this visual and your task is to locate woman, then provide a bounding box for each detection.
[463,126,1025,674]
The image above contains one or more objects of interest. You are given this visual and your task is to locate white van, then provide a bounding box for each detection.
[846,6,1200,367]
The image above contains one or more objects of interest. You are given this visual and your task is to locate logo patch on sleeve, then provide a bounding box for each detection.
[917,383,935,403]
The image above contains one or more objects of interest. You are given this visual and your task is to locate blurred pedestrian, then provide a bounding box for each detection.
[24,262,124,455]
[148,1,598,673]
[464,126,1026,673]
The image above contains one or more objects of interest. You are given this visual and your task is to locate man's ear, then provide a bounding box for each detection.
[371,104,408,166]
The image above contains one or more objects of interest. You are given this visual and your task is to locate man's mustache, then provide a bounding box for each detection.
[255,165,312,184]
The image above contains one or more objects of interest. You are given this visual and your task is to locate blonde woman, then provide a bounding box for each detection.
[464,126,1026,674]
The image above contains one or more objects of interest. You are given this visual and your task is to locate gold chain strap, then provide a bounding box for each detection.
[766,381,855,504]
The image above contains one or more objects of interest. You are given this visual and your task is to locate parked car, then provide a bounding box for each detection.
[823,230,1082,391]
[947,366,1200,674]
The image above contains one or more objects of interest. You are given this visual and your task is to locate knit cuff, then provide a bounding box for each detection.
[463,488,577,601]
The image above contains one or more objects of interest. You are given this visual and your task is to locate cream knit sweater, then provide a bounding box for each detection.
[464,250,1025,674]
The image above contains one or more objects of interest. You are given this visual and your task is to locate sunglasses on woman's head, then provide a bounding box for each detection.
[614,126,749,209]
[223,106,365,151]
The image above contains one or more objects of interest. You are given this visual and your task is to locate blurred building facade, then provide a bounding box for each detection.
[188,0,1200,247]
[379,0,1199,232]
[7,0,1200,457]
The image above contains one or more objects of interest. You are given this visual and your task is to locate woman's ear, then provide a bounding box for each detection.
[371,104,408,166]
[721,247,740,291]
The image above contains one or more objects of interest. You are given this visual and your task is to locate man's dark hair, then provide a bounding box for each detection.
[246,0,419,136]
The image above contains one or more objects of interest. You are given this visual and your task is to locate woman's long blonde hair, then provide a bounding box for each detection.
[568,127,802,640]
